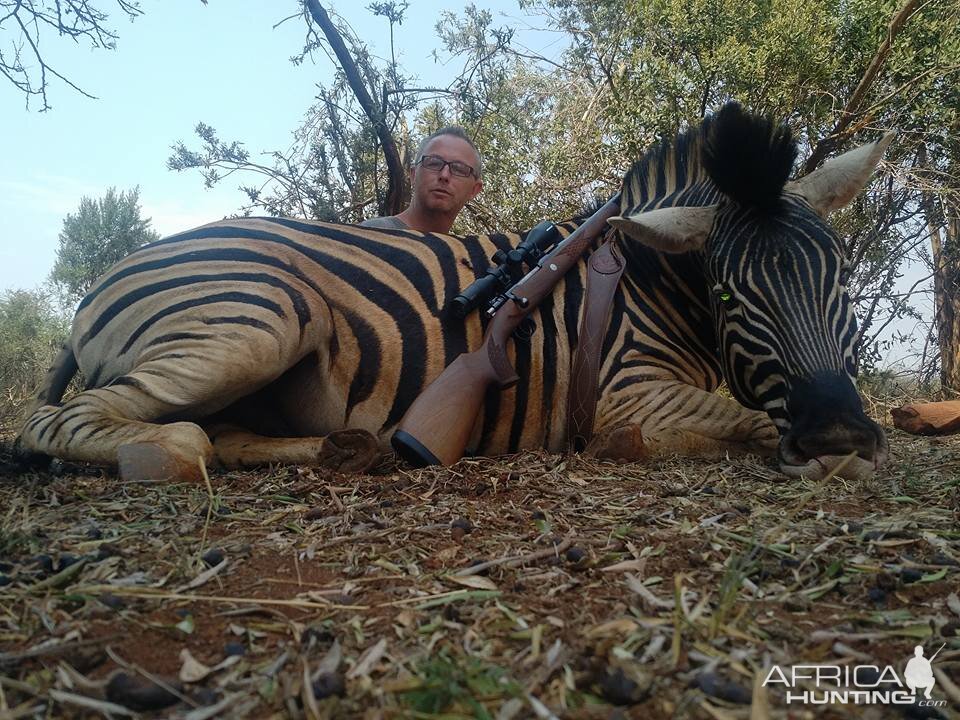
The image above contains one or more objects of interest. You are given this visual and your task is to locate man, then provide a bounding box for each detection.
[360,126,483,233]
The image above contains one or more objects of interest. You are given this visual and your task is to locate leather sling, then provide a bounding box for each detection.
[567,237,626,451]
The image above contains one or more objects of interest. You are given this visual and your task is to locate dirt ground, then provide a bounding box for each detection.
[1,426,958,719]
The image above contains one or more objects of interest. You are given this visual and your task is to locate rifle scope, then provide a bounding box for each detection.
[448,220,560,319]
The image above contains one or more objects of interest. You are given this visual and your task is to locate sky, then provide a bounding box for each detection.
[0,0,547,293]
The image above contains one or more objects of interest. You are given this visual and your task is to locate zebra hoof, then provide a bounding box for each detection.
[318,429,380,473]
[118,442,205,482]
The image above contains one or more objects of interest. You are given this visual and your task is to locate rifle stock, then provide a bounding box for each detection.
[392,195,621,467]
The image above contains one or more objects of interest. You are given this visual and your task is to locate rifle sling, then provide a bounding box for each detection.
[567,236,625,452]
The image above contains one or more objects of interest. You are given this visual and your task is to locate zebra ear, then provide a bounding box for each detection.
[610,205,717,254]
[788,132,895,215]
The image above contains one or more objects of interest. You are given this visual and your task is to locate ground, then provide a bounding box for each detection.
[0,426,958,719]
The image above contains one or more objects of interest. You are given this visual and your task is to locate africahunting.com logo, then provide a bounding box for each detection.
[762,644,948,707]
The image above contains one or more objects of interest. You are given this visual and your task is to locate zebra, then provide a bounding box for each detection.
[18,103,889,482]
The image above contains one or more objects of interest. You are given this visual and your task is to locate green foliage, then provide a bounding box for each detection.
[0,288,68,431]
[50,186,159,303]
[401,651,520,717]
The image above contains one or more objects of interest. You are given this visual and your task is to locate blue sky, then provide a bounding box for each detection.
[0,0,546,293]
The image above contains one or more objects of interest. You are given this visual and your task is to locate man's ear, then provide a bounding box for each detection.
[469,179,483,201]
[787,133,895,216]
[609,205,717,254]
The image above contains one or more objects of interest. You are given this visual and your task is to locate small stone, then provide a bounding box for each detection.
[565,547,586,563]
[531,510,546,521]
[106,672,181,712]
[876,573,897,590]
[451,517,473,533]
[700,486,716,495]
[301,626,334,648]
[312,672,346,699]
[0,575,11,587]
[598,667,649,705]
[96,543,123,560]
[694,672,751,704]
[201,548,225,567]
[780,556,801,568]
[174,608,192,618]
[0,561,12,573]
[867,587,886,604]
[57,553,81,571]
[784,596,810,613]
[931,553,959,567]
[99,594,126,610]
[224,642,246,656]
[900,568,923,584]
[192,688,219,706]
[85,526,103,540]
[303,507,326,521]
[940,622,959,637]
[31,554,55,575]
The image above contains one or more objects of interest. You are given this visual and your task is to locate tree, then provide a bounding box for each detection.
[0,288,68,430]
[0,1,146,111]
[50,186,159,303]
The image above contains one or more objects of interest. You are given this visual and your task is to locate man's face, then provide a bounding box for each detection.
[410,135,483,217]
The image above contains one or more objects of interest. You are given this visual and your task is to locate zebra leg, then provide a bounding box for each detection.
[590,381,779,461]
[19,381,213,482]
[207,425,381,473]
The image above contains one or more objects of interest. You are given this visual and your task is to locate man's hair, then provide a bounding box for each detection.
[416,126,482,178]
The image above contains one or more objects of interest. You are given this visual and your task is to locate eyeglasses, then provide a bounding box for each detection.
[416,154,477,178]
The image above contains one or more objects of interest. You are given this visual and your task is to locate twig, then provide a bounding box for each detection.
[72,585,366,611]
[452,535,574,577]
[0,635,122,667]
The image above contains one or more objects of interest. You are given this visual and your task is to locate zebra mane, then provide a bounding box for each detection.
[702,102,797,212]
[620,102,797,214]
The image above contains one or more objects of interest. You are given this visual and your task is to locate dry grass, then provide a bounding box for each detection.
[0,429,958,719]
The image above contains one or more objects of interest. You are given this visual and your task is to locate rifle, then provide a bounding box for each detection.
[391,194,622,467]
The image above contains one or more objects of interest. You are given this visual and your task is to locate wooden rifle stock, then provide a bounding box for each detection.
[392,195,621,467]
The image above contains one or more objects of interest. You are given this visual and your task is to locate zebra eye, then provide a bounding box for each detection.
[714,285,736,304]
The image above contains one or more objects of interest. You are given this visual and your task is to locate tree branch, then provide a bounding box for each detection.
[804,0,921,172]
[303,0,405,215]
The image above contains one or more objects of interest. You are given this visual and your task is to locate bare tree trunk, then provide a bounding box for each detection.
[923,178,960,390]
[938,210,960,390]
[304,0,406,216]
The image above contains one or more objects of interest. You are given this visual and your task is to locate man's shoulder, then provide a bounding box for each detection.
[359,215,410,230]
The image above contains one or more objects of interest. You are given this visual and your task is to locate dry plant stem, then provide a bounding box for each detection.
[73,585,366,611]
[452,535,575,577]
[197,456,215,566]
[0,635,123,666]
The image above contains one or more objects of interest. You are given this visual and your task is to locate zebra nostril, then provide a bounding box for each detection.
[793,424,877,460]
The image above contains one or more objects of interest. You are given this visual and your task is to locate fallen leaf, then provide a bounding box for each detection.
[179,648,213,683]
[346,638,387,679]
[447,574,498,591]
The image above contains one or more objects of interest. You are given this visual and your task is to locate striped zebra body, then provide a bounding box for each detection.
[19,103,889,481]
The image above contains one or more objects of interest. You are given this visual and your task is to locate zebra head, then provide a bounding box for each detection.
[611,103,891,480]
